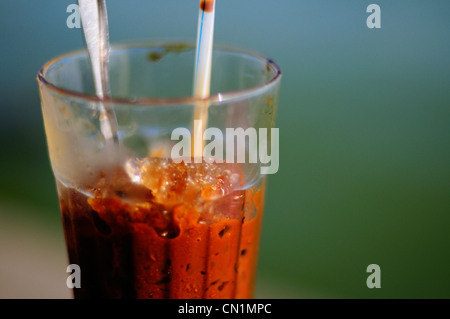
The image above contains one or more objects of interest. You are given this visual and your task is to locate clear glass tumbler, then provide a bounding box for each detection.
[37,41,281,299]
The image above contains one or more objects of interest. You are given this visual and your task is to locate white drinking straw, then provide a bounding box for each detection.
[193,0,216,159]
[78,0,119,144]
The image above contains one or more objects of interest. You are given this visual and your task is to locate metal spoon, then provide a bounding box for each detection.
[78,0,119,144]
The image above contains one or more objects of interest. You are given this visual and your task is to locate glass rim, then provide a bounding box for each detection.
[36,40,282,106]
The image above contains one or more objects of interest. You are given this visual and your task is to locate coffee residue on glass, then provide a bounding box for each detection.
[148,43,194,62]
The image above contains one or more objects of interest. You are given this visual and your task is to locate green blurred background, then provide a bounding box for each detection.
[0,0,449,298]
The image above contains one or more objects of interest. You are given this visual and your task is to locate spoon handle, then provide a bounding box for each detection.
[78,0,118,143]
[97,0,110,97]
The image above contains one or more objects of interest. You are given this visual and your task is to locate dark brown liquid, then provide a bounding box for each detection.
[58,161,264,299]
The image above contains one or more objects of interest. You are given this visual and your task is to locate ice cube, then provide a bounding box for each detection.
[124,158,242,208]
